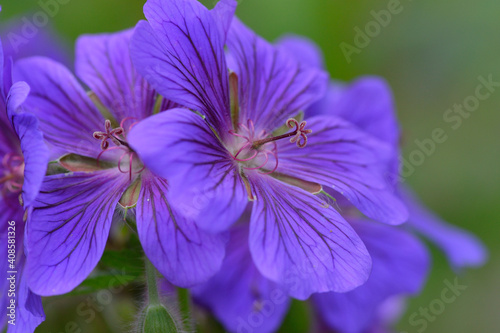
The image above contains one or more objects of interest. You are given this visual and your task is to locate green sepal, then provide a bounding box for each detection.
[139,305,179,333]
[57,153,114,172]
[153,94,164,115]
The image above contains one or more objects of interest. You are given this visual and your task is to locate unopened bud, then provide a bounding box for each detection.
[138,304,179,333]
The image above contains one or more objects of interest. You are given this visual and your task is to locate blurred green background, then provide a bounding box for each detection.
[2,0,499,332]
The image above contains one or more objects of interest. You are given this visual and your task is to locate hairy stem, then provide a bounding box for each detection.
[178,288,192,331]
[145,258,161,306]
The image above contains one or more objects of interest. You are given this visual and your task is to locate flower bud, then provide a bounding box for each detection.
[138,304,179,333]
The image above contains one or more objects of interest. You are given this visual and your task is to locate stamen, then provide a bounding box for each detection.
[227,118,311,175]
[258,148,279,175]
[120,117,139,131]
[96,146,125,167]
[92,120,144,179]
[233,142,256,161]
[117,151,129,174]
[0,174,15,185]
[128,152,134,181]
[243,151,269,170]
[228,129,251,141]
[117,151,142,181]
[240,172,255,201]
[229,71,240,131]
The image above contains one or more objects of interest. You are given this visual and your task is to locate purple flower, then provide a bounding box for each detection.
[14,29,227,296]
[127,0,408,299]
[296,43,487,269]
[277,35,486,331]
[192,217,429,333]
[278,34,486,270]
[0,17,71,67]
[398,186,487,270]
[312,219,429,333]
[0,38,48,333]
[192,224,290,333]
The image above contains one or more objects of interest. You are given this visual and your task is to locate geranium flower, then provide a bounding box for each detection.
[128,0,408,299]
[191,218,429,333]
[0,38,48,333]
[311,218,429,333]
[296,41,487,270]
[14,29,226,296]
[0,18,71,68]
[278,34,486,330]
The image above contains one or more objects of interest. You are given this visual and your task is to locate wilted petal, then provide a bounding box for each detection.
[276,115,408,225]
[76,29,157,122]
[26,170,130,295]
[136,172,227,287]
[193,225,290,333]
[313,220,429,333]
[248,175,371,299]
[227,18,328,131]
[14,57,104,158]
[401,186,487,269]
[128,109,248,232]
[131,0,237,134]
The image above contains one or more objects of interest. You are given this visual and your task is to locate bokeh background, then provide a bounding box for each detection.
[2,0,499,332]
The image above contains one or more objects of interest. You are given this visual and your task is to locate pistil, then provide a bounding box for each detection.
[228,118,313,176]
[252,118,312,149]
[93,119,131,150]
[93,119,143,181]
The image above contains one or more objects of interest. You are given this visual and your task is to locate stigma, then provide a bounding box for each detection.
[252,118,312,149]
[93,118,144,180]
[228,118,312,175]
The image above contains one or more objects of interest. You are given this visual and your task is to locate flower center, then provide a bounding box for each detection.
[229,118,312,175]
[1,153,24,196]
[93,118,144,180]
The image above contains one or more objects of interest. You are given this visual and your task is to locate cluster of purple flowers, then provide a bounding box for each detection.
[0,0,487,332]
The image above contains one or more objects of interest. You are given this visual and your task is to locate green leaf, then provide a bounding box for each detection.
[99,248,144,275]
[278,299,311,333]
[65,271,139,296]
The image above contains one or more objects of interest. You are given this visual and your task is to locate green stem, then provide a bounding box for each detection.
[177,288,192,331]
[145,258,161,305]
